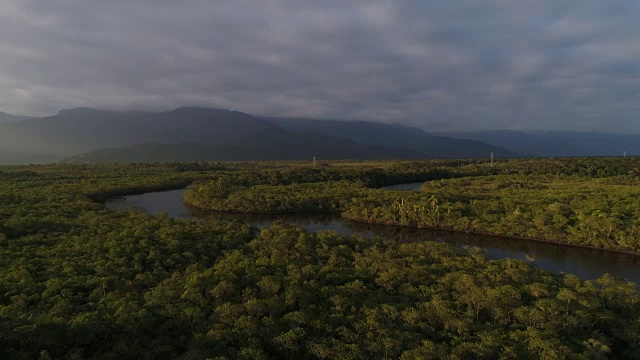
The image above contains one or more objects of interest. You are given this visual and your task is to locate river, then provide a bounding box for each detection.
[105,183,640,284]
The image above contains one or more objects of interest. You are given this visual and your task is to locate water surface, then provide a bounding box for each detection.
[106,187,640,284]
[381,182,424,191]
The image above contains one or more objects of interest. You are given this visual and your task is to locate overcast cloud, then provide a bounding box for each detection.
[1,0,639,131]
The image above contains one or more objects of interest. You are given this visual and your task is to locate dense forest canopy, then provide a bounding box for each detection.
[186,157,640,253]
[1,159,640,359]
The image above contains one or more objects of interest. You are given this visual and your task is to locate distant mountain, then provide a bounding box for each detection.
[0,107,276,155]
[0,106,521,163]
[0,148,59,164]
[269,118,516,158]
[435,130,640,157]
[0,111,31,124]
[63,128,423,163]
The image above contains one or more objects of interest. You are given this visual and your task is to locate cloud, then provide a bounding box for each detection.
[0,0,639,132]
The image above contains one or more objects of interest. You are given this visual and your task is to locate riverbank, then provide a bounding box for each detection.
[107,185,640,283]
[5,161,640,359]
[185,173,640,254]
[182,194,640,258]
[344,216,640,257]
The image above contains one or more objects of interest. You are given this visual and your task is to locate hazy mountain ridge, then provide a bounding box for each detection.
[268,117,516,158]
[436,130,640,157]
[6,107,640,164]
[4,105,637,164]
[0,107,276,155]
[0,107,519,163]
[0,111,31,124]
[63,129,423,163]
[0,147,59,164]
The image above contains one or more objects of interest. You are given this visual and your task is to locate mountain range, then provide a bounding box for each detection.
[64,129,423,163]
[435,130,640,157]
[4,106,637,164]
[0,147,60,165]
[0,111,31,124]
[269,118,512,159]
[0,107,514,164]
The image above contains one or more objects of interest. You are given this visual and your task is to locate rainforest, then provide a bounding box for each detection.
[1,158,640,359]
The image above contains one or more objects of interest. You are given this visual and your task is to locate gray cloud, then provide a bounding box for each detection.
[1,0,640,131]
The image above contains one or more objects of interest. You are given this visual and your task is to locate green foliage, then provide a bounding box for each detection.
[1,159,640,359]
[187,157,640,253]
[186,180,368,213]
[343,174,640,252]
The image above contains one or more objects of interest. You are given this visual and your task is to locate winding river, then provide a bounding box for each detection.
[106,183,640,284]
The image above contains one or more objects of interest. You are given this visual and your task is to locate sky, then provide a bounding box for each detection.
[1,0,640,132]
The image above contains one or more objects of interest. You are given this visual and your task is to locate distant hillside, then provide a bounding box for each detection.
[0,111,31,124]
[435,130,640,157]
[269,118,516,158]
[0,148,59,164]
[0,106,523,163]
[0,107,276,155]
[63,128,423,163]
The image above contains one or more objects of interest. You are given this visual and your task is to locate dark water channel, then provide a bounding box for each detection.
[105,183,640,284]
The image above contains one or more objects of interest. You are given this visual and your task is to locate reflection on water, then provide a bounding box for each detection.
[106,188,640,284]
[381,182,424,191]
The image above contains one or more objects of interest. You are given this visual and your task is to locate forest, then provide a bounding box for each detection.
[1,159,640,359]
[186,157,640,253]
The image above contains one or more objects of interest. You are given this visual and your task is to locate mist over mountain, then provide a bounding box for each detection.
[436,130,640,157]
[0,148,59,165]
[269,118,515,158]
[0,107,274,155]
[63,128,423,163]
[0,107,517,164]
[0,111,31,124]
[6,105,639,164]
[2,105,639,164]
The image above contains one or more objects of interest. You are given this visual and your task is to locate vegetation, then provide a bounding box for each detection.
[344,174,640,252]
[1,159,640,358]
[187,157,640,253]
